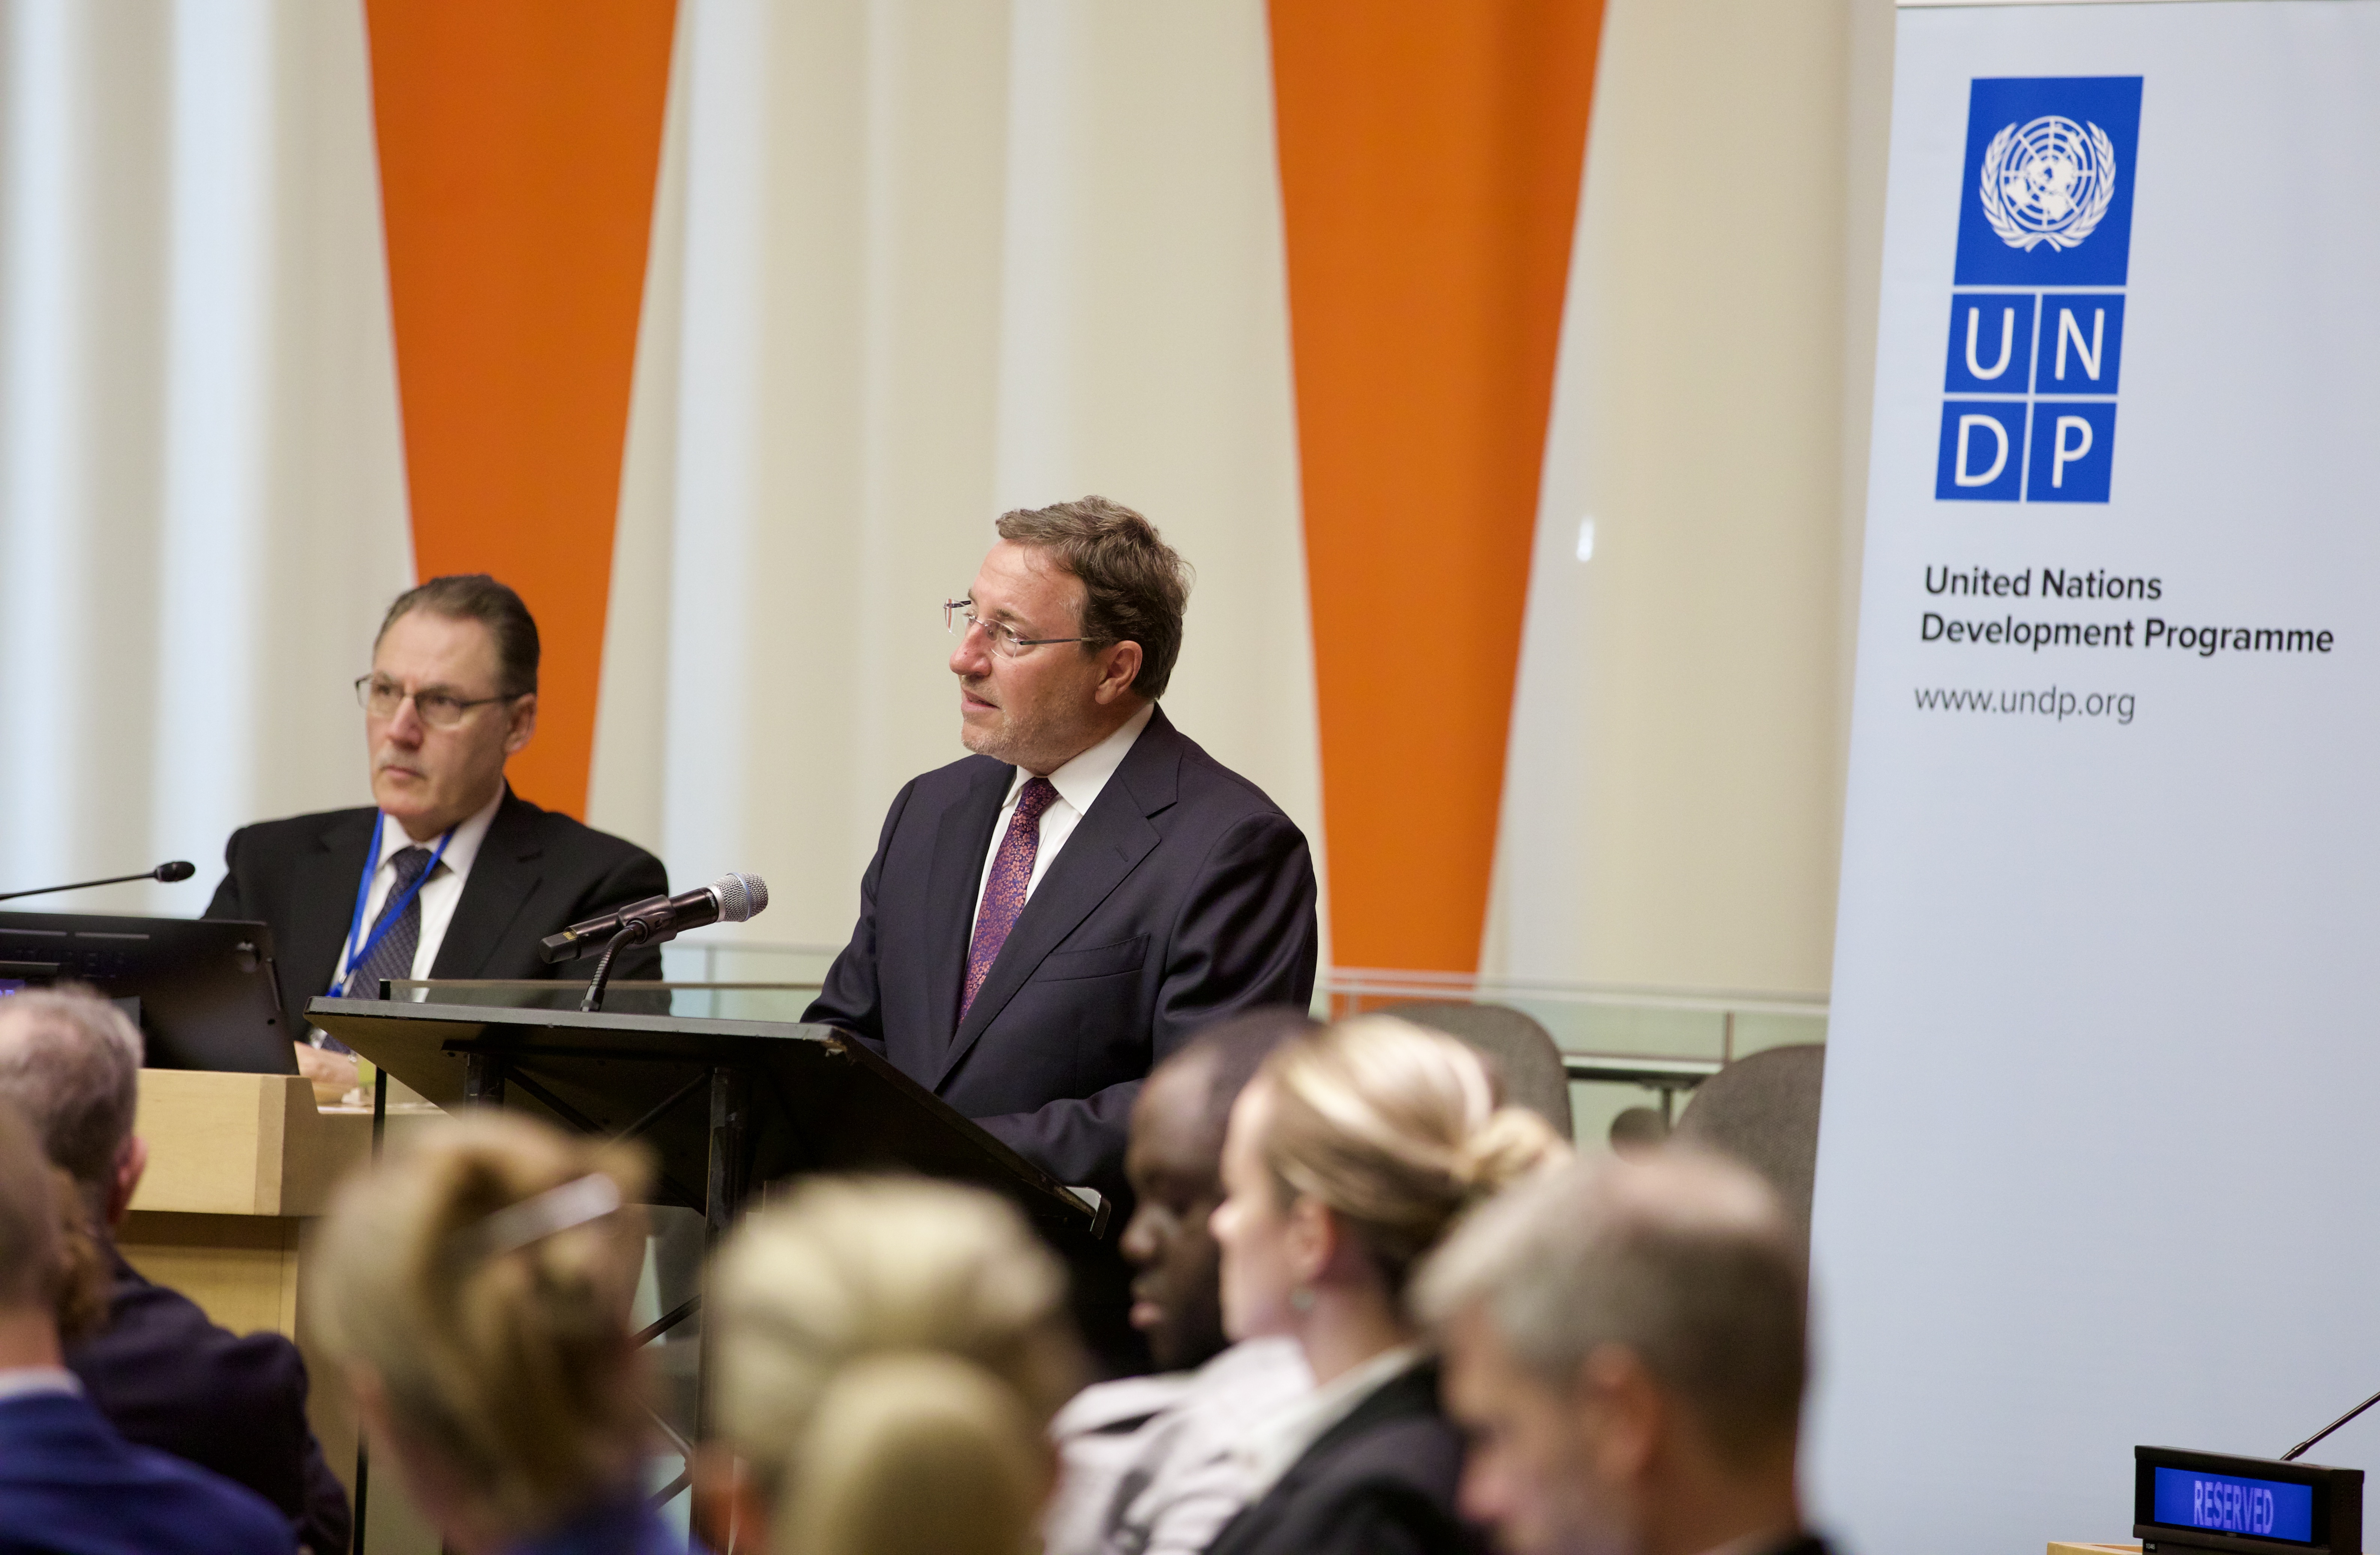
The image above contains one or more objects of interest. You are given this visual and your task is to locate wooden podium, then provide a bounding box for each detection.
[116,1070,376,1494]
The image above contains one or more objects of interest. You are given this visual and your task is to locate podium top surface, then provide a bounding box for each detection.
[307,998,1100,1238]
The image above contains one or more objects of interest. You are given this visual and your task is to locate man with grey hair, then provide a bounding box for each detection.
[1411,1151,1825,1555]
[0,988,349,1554]
[0,1092,295,1553]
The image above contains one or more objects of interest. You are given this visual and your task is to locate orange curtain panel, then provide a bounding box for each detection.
[364,0,677,818]
[1270,0,1605,972]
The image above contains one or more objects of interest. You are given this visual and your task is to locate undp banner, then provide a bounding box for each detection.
[1813,5,2380,1553]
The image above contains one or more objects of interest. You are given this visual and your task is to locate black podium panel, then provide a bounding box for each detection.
[307,998,1101,1240]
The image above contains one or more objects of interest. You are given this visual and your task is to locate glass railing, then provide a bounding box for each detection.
[1322,968,1828,1147]
[388,947,1830,1151]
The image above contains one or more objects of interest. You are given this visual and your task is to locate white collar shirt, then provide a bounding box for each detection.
[0,1366,83,1405]
[971,702,1156,933]
[1046,1336,1314,1555]
[338,783,507,993]
[1227,1342,1427,1506]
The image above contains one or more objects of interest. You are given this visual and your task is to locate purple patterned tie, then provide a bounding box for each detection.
[961,777,1060,1023]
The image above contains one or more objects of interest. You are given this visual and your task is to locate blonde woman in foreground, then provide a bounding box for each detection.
[311,1113,681,1555]
[1201,1016,1571,1555]
[700,1176,1086,1555]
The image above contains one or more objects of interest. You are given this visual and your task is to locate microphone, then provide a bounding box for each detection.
[540,872,768,962]
[0,861,198,905]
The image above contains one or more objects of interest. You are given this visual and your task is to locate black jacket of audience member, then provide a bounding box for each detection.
[205,786,667,1024]
[65,1243,350,1555]
[1203,1362,1481,1555]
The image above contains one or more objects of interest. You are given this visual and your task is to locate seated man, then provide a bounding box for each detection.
[0,989,346,1555]
[1415,1151,1827,1555]
[1045,1008,1316,1555]
[207,574,668,1088]
[0,1094,295,1555]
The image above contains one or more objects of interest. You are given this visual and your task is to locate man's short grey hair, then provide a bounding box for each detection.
[0,988,143,1217]
[1412,1149,1807,1465]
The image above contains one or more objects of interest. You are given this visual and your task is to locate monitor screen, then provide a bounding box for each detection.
[2154,1466,2317,1544]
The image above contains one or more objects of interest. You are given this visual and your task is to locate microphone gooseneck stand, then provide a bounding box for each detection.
[2283,1384,2380,1462]
[0,861,197,903]
[580,926,647,1013]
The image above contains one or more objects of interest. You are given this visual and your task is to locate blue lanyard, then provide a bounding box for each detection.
[330,811,455,998]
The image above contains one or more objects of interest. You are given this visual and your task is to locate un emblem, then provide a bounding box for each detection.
[1979,115,2117,252]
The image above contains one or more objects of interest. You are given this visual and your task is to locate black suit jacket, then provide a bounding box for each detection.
[1205,1362,1481,1555]
[66,1242,346,1555]
[803,707,1318,1201]
[205,787,668,1023]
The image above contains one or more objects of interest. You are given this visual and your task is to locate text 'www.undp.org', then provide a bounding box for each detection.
[1914,686,2135,724]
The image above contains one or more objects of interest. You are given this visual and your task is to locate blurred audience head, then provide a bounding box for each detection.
[0,1096,107,1357]
[0,987,147,1227]
[1210,1015,1569,1356]
[1414,1151,1808,1555]
[1607,1106,1670,1159]
[706,1176,1084,1555]
[1121,1006,1317,1371]
[310,1112,653,1554]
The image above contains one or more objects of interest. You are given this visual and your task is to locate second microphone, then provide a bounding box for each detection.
[540,872,769,963]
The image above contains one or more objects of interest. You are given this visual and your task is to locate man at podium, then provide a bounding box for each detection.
[805,498,1320,1210]
[205,575,669,1092]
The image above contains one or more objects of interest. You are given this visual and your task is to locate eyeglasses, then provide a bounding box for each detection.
[354,674,520,730]
[943,599,1090,658]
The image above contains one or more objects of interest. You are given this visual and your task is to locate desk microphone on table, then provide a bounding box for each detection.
[0,861,196,904]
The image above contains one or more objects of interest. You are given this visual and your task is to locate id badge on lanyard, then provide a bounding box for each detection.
[328,812,455,999]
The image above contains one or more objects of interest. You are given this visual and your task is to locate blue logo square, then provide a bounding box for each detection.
[1944,292,2037,394]
[2034,292,2125,395]
[2026,402,2116,501]
[1954,77,2143,286]
[1937,401,2025,501]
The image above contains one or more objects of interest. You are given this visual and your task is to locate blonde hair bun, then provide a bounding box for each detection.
[1256,1016,1573,1293]
[1451,1103,1566,1198]
[710,1178,1084,1555]
[784,1352,1045,1555]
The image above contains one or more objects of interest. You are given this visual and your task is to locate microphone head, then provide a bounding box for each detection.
[709,872,768,923]
[154,861,196,883]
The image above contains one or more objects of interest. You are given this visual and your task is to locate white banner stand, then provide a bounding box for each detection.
[1812,4,2380,1552]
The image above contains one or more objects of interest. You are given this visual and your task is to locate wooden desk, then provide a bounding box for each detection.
[116,1071,375,1492]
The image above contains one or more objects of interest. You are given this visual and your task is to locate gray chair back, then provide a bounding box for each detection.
[1376,1000,1574,1139]
[1673,1043,1826,1248]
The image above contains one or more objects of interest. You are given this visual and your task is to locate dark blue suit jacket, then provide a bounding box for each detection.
[0,1387,295,1555]
[804,706,1319,1202]
[66,1244,347,1555]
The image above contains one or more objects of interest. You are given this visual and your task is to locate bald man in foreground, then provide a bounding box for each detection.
[1415,1151,1828,1555]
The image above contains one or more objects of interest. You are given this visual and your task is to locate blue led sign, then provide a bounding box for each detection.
[2154,1467,2317,1543]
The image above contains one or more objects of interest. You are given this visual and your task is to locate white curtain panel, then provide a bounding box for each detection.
[1480,0,1872,994]
[589,0,1326,959]
[0,0,412,915]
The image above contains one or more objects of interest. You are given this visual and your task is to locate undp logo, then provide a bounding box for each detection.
[1936,76,2142,505]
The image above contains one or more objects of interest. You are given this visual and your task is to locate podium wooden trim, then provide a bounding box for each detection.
[129,1070,372,1217]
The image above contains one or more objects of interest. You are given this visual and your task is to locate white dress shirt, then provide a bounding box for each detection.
[332,784,507,994]
[971,702,1156,934]
[1227,1342,1428,1504]
[1046,1336,1313,1555]
[0,1366,82,1404]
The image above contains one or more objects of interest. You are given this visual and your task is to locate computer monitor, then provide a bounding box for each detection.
[0,912,299,1075]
